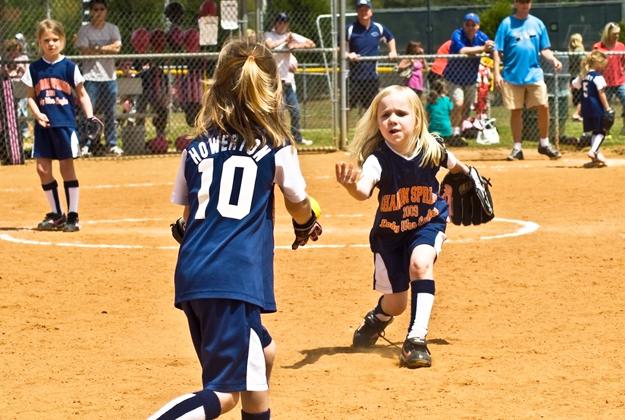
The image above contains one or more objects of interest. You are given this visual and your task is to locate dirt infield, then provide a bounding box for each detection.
[1,148,624,419]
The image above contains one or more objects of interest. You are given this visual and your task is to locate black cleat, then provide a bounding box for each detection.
[400,337,432,369]
[353,310,394,347]
[37,212,66,231]
[63,212,80,232]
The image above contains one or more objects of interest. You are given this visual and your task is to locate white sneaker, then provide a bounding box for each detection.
[300,139,313,146]
[108,145,124,156]
[81,146,91,157]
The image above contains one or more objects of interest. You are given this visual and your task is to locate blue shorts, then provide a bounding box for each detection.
[181,299,272,392]
[582,116,603,134]
[33,126,80,160]
[372,219,447,294]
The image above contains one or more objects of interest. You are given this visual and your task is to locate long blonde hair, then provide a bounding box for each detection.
[600,22,620,46]
[349,85,444,168]
[568,33,584,52]
[194,38,292,149]
[580,50,608,78]
[35,19,66,55]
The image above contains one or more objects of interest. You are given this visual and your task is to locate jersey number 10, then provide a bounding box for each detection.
[195,156,258,220]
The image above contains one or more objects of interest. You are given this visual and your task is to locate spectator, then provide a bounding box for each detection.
[493,0,562,161]
[76,0,123,156]
[571,50,611,165]
[264,12,315,146]
[444,13,494,137]
[426,79,467,147]
[345,0,397,114]
[592,22,625,135]
[569,33,584,121]
[4,39,30,139]
[397,40,427,98]
[426,40,451,90]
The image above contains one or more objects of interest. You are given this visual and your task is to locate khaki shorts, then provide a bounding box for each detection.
[501,80,548,110]
[446,80,478,105]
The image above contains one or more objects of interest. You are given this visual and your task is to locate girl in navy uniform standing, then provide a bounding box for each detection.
[336,85,471,369]
[148,39,322,420]
[571,50,611,165]
[22,19,95,232]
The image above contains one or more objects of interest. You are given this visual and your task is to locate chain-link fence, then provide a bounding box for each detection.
[1,1,623,161]
[0,0,338,158]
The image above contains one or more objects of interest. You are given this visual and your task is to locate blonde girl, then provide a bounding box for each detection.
[336,85,470,369]
[154,39,321,420]
[21,19,95,232]
[569,33,585,121]
[572,50,611,164]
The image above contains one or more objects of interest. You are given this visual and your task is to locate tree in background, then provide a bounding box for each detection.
[478,0,513,40]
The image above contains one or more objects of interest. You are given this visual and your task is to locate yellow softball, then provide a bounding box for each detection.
[309,196,321,218]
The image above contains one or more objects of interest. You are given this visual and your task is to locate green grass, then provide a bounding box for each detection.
[120,100,625,153]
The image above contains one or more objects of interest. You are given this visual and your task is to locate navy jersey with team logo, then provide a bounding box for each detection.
[345,20,394,80]
[580,70,607,118]
[363,141,450,253]
[171,131,308,313]
[21,57,83,128]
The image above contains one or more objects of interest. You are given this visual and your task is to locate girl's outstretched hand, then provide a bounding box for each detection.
[336,162,372,201]
[335,162,360,187]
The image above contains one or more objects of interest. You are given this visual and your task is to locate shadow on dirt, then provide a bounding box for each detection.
[284,338,449,369]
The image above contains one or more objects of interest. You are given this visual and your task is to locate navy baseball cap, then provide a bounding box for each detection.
[275,12,289,22]
[464,13,480,23]
[356,0,372,9]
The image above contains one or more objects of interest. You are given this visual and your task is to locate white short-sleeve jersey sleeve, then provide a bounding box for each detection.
[594,74,607,91]
[74,65,85,86]
[444,150,459,170]
[171,150,189,206]
[21,67,32,87]
[361,154,382,184]
[274,145,308,204]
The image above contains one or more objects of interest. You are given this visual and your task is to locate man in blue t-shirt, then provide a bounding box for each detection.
[444,13,494,137]
[345,0,397,114]
[493,0,562,161]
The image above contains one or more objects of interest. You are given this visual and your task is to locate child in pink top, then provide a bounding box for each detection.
[398,41,427,98]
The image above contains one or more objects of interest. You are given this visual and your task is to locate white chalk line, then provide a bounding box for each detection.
[0,217,538,250]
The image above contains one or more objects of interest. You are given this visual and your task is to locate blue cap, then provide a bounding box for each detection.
[356,0,372,9]
[275,12,289,22]
[464,13,480,23]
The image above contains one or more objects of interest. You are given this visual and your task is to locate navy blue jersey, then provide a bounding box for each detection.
[445,28,491,86]
[22,57,83,128]
[579,71,607,118]
[363,141,450,253]
[345,20,394,80]
[171,132,308,312]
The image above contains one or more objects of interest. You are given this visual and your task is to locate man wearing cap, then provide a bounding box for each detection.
[345,0,397,113]
[494,0,562,161]
[264,12,316,146]
[444,13,494,138]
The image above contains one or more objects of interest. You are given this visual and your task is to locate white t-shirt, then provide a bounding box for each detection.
[263,30,308,84]
[76,22,121,81]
